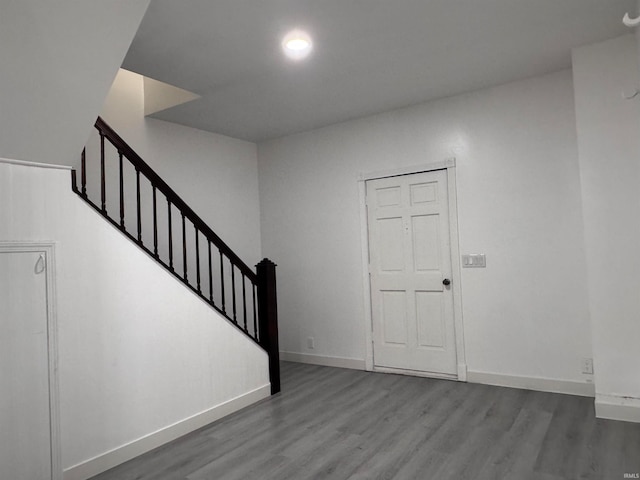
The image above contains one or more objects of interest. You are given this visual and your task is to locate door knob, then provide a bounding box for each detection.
[442,278,451,286]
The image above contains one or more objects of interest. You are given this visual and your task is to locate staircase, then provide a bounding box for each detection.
[71,117,280,394]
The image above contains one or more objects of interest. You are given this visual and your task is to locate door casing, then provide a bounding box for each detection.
[358,159,467,380]
[0,242,61,480]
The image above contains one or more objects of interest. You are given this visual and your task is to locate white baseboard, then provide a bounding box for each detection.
[280,351,365,370]
[63,384,271,480]
[467,370,595,397]
[373,365,457,381]
[457,363,468,382]
[595,394,640,423]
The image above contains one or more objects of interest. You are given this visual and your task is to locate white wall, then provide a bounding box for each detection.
[96,69,262,267]
[572,34,640,419]
[258,70,594,388]
[0,161,270,478]
[0,1,150,167]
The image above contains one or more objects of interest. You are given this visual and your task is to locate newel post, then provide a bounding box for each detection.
[256,258,280,394]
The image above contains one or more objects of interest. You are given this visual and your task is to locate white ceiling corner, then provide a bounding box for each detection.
[123,0,634,142]
[143,75,200,117]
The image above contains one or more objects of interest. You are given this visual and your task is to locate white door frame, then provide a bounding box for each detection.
[0,242,62,480]
[358,159,467,381]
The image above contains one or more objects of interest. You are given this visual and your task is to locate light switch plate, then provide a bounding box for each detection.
[462,254,486,268]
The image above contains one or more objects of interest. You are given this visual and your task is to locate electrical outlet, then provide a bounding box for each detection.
[582,358,594,375]
[307,337,315,350]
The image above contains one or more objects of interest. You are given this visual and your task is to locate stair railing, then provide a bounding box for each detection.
[71,117,280,394]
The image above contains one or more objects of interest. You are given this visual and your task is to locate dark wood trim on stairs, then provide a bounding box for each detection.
[257,259,280,394]
[71,116,280,394]
[93,117,256,280]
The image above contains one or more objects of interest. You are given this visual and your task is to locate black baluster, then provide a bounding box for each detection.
[242,274,248,332]
[119,151,125,228]
[253,283,258,341]
[231,265,237,325]
[168,200,173,271]
[81,148,87,197]
[136,168,141,242]
[182,213,187,281]
[208,240,214,304]
[152,186,158,257]
[100,131,106,213]
[220,251,226,314]
[71,169,78,192]
[195,227,201,293]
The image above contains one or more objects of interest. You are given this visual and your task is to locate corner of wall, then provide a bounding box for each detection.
[595,394,640,423]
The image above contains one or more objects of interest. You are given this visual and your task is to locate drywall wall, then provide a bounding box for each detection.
[258,70,594,388]
[92,69,262,268]
[572,35,640,418]
[0,160,270,478]
[0,1,150,167]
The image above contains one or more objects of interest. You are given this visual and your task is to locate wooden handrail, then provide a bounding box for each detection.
[95,117,257,282]
[72,116,280,393]
[257,259,280,394]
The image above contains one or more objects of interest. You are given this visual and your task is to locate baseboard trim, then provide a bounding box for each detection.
[467,370,595,397]
[280,351,365,370]
[0,157,72,170]
[595,394,640,423]
[457,363,468,382]
[373,365,458,381]
[63,384,271,480]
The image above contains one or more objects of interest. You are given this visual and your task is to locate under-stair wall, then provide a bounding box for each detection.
[0,159,271,480]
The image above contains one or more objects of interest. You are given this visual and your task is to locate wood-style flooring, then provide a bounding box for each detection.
[91,362,640,480]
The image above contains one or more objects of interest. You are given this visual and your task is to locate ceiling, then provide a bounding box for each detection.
[123,0,634,143]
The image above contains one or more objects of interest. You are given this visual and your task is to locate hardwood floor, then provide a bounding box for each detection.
[91,362,640,480]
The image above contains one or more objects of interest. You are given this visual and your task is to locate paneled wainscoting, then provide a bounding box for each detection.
[91,362,640,480]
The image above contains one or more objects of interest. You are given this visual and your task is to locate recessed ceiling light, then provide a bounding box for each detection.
[282,30,313,61]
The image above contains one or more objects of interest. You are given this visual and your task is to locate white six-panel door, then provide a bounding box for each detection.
[366,170,457,375]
